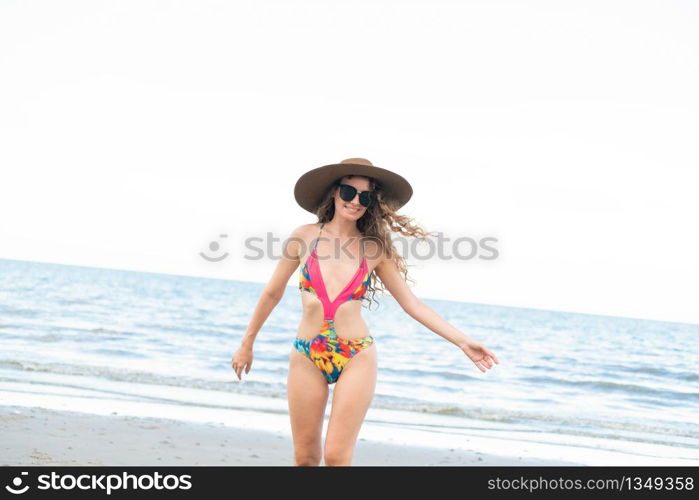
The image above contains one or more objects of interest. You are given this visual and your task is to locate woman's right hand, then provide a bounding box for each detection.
[231,344,254,380]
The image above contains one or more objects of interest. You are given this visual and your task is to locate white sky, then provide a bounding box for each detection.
[1,0,697,325]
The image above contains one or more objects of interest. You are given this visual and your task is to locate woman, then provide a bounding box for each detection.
[231,158,499,466]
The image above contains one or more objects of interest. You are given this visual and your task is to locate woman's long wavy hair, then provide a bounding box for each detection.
[313,174,433,311]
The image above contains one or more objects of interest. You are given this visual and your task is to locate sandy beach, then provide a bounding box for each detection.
[1,405,579,466]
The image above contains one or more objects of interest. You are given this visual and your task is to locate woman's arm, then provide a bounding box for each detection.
[374,247,499,372]
[240,224,306,346]
[232,224,306,379]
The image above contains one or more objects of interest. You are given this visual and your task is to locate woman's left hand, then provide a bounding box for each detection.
[460,340,499,372]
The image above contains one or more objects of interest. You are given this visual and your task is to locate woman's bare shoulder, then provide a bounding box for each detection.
[285,222,320,258]
[363,235,388,263]
[290,222,320,239]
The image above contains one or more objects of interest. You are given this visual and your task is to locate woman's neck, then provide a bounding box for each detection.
[324,219,361,238]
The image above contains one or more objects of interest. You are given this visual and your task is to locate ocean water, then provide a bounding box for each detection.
[1,258,698,465]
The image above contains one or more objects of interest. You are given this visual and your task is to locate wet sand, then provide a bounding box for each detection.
[0,405,578,466]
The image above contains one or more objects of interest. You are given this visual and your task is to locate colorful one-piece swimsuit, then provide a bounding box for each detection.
[295,222,374,384]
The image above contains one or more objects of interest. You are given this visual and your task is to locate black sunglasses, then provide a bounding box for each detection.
[337,183,374,207]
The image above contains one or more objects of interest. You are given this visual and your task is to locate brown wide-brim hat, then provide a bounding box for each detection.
[294,158,413,213]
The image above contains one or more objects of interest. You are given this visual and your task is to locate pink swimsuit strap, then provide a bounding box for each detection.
[307,249,368,320]
[305,222,369,320]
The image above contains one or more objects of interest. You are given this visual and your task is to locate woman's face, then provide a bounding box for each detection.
[334,176,372,221]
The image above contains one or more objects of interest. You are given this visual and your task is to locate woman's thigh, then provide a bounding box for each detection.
[324,343,377,455]
[287,349,330,453]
